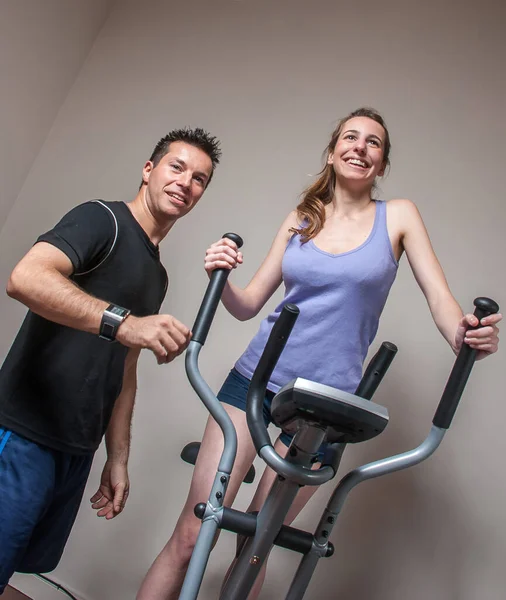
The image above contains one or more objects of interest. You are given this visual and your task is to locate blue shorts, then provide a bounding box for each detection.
[0,428,93,593]
[217,369,327,461]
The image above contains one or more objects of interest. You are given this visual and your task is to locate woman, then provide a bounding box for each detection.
[137,108,501,600]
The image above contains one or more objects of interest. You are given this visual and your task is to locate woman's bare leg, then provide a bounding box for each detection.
[137,404,257,600]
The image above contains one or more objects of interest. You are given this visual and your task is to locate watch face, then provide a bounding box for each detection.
[109,305,128,317]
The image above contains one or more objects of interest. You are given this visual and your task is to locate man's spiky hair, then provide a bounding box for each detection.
[150,127,221,172]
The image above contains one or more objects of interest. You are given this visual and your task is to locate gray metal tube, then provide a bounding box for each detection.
[328,426,446,516]
[259,446,335,486]
[222,426,329,599]
[221,478,301,599]
[282,426,446,600]
[284,545,323,600]
[179,341,238,599]
[179,518,220,600]
[185,342,237,473]
[284,504,337,600]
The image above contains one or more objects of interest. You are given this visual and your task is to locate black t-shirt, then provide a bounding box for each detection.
[0,201,168,454]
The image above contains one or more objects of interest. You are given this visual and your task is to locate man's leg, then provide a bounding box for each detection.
[19,451,93,574]
[0,429,56,594]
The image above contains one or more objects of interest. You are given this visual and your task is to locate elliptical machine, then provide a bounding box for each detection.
[179,233,499,600]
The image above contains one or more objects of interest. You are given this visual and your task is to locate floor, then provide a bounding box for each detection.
[3,587,32,600]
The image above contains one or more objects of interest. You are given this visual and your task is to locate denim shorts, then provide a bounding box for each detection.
[0,428,93,592]
[217,368,327,461]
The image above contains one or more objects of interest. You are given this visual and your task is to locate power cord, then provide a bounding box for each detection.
[34,574,79,600]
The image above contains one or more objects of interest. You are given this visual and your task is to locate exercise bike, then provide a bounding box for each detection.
[179,233,499,600]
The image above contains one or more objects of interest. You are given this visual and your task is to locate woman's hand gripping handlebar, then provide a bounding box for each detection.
[433,297,500,429]
[191,233,243,345]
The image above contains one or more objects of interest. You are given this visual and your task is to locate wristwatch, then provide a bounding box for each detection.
[99,304,131,341]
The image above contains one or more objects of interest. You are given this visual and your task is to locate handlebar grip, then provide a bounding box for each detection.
[191,233,244,345]
[247,304,300,451]
[355,341,398,400]
[433,297,499,429]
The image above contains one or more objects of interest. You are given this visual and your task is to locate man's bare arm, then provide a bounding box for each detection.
[7,242,191,363]
[105,348,140,463]
[7,242,107,334]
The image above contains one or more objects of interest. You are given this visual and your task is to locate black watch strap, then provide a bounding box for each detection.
[99,304,131,341]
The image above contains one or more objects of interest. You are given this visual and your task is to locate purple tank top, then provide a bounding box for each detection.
[235,200,398,393]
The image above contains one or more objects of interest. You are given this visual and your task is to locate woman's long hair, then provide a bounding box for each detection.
[290,108,391,242]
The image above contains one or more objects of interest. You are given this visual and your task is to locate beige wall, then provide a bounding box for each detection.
[0,0,115,230]
[3,0,506,598]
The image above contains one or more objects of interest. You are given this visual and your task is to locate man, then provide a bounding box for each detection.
[0,127,221,593]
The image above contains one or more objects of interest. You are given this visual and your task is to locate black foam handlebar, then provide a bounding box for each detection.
[191,233,244,345]
[355,341,398,400]
[433,297,499,429]
[247,304,300,451]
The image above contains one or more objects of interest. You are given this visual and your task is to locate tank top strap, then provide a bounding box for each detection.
[372,200,397,265]
[375,199,386,228]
